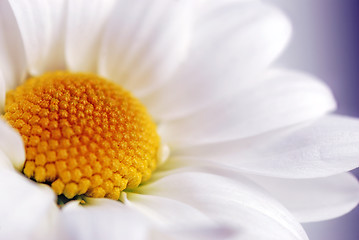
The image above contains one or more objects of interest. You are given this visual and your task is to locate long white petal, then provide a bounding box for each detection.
[66,0,117,72]
[151,226,238,240]
[98,0,193,96]
[124,192,242,240]
[126,190,254,239]
[0,169,59,240]
[59,199,150,240]
[136,171,308,240]
[125,193,214,228]
[0,149,14,170]
[126,193,246,240]
[0,70,5,113]
[172,115,359,178]
[0,0,26,91]
[0,118,25,170]
[160,69,336,146]
[144,2,291,121]
[8,0,67,75]
[246,173,359,222]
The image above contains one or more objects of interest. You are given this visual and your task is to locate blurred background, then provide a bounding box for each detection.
[266,0,359,239]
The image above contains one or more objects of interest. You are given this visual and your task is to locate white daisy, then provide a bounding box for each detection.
[0,0,358,240]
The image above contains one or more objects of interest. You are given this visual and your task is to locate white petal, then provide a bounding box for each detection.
[125,193,214,228]
[144,2,292,121]
[160,69,336,146]
[0,169,59,240]
[172,115,359,178]
[8,0,67,75]
[0,149,13,170]
[61,197,238,240]
[0,0,26,90]
[246,173,359,223]
[136,171,308,240]
[0,70,5,113]
[59,199,150,240]
[125,192,241,240]
[0,118,25,170]
[98,0,193,96]
[150,225,238,240]
[66,0,117,72]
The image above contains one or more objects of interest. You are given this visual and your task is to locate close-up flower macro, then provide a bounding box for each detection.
[0,0,358,239]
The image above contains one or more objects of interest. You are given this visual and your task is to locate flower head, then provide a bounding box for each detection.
[0,0,358,239]
[5,72,160,199]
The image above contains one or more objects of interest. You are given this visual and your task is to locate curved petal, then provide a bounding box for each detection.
[0,118,25,170]
[8,0,67,75]
[98,0,193,96]
[0,0,26,90]
[59,199,151,240]
[0,149,13,170]
[136,171,308,240]
[61,197,239,240]
[0,168,59,240]
[125,193,214,228]
[144,1,292,121]
[150,224,238,240]
[65,0,117,72]
[125,190,239,239]
[160,69,336,146]
[171,115,359,178]
[0,70,5,113]
[246,173,359,223]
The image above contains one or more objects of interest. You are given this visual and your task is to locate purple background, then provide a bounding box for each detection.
[266,0,359,239]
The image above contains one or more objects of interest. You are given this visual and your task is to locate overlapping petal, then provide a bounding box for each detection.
[0,119,25,170]
[171,115,359,178]
[98,0,194,96]
[150,226,237,240]
[8,0,67,75]
[159,69,336,146]
[246,173,359,222]
[0,70,5,113]
[65,0,117,72]
[144,1,292,121]
[124,193,214,228]
[58,199,151,240]
[0,167,58,240]
[0,0,26,91]
[134,171,308,240]
[0,150,12,169]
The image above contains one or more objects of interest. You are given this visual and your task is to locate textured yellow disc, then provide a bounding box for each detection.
[4,72,160,200]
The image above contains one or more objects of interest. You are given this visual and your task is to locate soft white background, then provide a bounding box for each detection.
[266,1,359,239]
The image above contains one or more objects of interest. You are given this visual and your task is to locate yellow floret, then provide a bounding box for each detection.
[4,72,160,200]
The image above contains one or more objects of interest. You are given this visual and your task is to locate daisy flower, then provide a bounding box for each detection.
[0,0,358,239]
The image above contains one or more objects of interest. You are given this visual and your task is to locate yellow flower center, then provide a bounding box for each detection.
[4,72,160,200]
